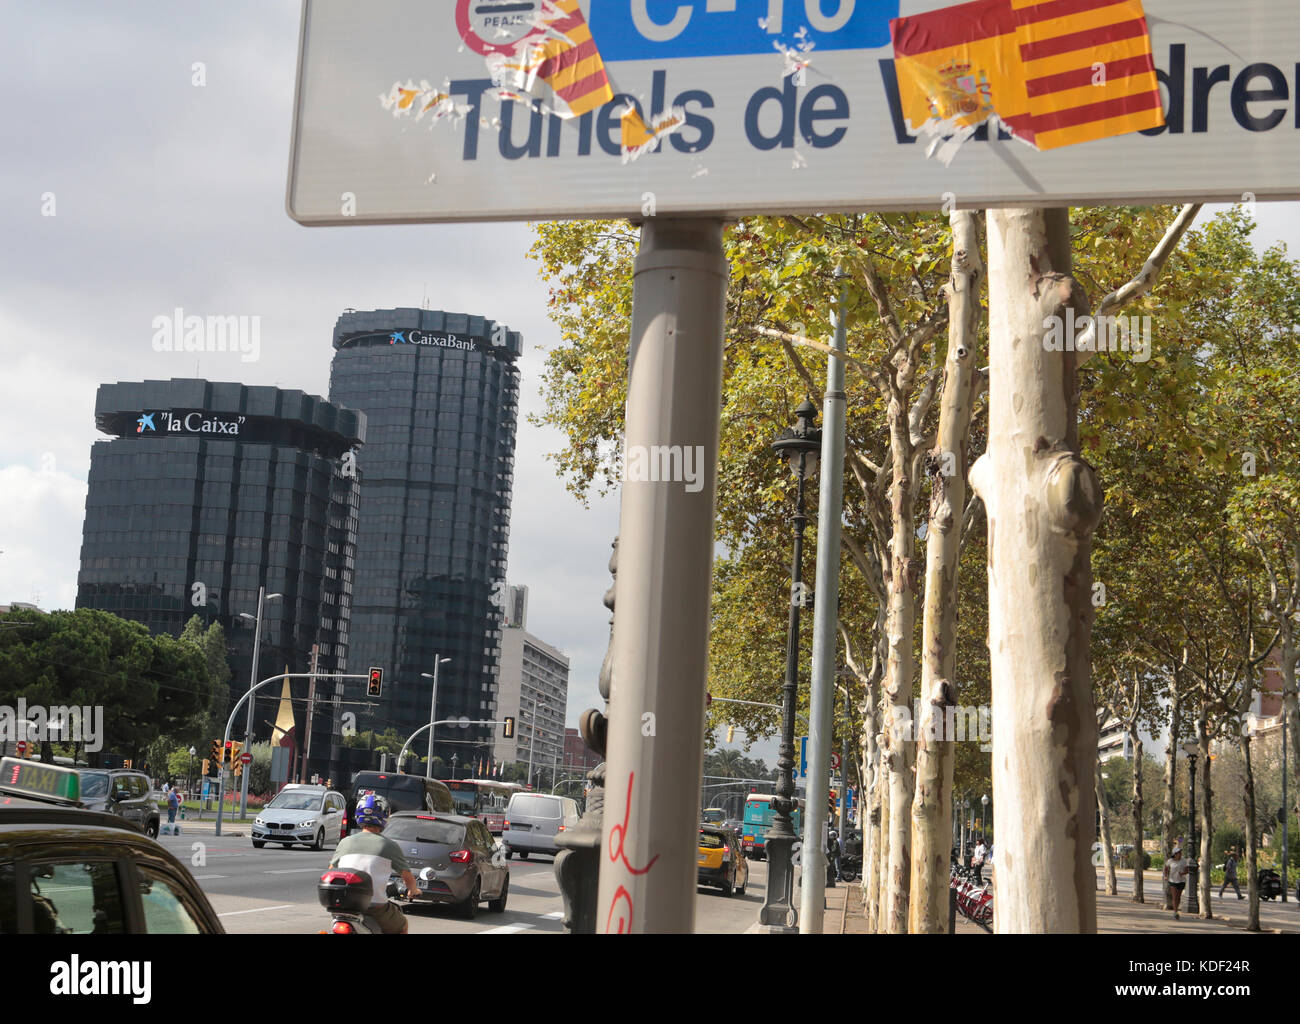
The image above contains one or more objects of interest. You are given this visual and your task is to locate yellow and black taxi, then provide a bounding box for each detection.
[697,822,748,898]
[0,758,224,934]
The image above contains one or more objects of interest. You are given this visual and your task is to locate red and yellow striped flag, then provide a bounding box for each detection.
[501,0,613,118]
[891,0,1164,153]
[1012,0,1163,149]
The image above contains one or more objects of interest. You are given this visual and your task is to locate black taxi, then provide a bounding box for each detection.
[0,758,224,934]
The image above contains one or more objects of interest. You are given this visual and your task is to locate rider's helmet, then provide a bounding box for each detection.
[353,793,391,830]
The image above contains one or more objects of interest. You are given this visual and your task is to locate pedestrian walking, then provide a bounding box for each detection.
[1164,844,1189,920]
[973,838,987,886]
[166,783,180,824]
[1219,848,1242,900]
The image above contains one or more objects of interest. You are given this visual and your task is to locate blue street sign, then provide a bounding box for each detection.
[798,735,808,780]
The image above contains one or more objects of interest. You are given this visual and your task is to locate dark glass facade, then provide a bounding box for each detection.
[76,379,365,779]
[328,309,521,770]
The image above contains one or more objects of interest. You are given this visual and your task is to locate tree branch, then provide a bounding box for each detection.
[1076,203,1202,365]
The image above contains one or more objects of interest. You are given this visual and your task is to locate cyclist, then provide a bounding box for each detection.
[328,794,418,934]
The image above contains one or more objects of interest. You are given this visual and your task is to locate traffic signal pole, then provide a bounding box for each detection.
[215,672,369,836]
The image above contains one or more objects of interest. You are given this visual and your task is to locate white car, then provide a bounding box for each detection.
[252,784,346,850]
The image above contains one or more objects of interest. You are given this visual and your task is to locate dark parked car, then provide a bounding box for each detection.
[0,758,223,933]
[77,769,160,838]
[347,772,453,834]
[382,811,508,919]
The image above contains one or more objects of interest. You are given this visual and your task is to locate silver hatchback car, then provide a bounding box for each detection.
[252,784,346,850]
[501,793,580,859]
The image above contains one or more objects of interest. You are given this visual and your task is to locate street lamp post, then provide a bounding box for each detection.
[981,793,989,839]
[1182,741,1200,915]
[525,695,548,790]
[421,659,450,779]
[760,399,821,932]
[237,587,281,819]
[188,746,196,805]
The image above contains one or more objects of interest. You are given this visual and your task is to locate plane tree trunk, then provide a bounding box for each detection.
[968,207,1100,934]
[1095,755,1118,895]
[909,209,981,933]
[1197,699,1213,918]
[1162,674,1181,910]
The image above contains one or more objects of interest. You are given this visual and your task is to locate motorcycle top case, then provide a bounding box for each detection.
[318,869,374,913]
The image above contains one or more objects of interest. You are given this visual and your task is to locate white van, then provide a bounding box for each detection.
[502,793,580,859]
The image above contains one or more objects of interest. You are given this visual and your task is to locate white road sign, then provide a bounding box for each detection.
[287,1,1300,224]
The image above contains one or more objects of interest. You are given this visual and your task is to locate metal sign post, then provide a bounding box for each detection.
[595,219,727,934]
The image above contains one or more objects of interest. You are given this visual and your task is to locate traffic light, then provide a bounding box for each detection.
[231,740,243,777]
[201,758,210,777]
[502,717,515,738]
[367,667,383,697]
[223,740,233,767]
[726,725,735,742]
[123,759,132,769]
[210,739,221,765]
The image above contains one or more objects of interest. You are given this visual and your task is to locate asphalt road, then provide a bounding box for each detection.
[156,833,769,934]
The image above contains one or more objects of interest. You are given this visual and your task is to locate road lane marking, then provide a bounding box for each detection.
[479,924,531,934]
[192,874,228,880]
[265,868,330,874]
[218,904,294,917]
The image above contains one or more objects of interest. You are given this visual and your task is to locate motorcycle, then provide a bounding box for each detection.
[837,853,863,882]
[1256,868,1282,901]
[318,868,406,934]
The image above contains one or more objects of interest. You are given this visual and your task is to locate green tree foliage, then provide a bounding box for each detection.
[0,607,210,765]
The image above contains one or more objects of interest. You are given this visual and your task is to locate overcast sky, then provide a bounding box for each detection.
[1,2,1297,770]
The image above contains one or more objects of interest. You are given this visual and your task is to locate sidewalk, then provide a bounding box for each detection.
[838,883,1296,934]
[742,876,851,934]
[160,814,254,836]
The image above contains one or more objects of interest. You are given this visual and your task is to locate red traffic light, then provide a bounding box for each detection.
[367,667,383,697]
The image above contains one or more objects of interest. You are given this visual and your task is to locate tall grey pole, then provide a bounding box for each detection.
[960,796,968,863]
[239,586,265,819]
[597,218,726,934]
[302,643,319,783]
[528,703,536,788]
[425,658,442,778]
[800,273,849,932]
[1283,707,1289,902]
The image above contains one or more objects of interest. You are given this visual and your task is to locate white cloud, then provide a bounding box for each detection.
[0,466,87,611]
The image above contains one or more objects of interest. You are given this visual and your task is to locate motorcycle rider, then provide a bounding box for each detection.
[328,794,418,934]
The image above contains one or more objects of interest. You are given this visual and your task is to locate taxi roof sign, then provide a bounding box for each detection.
[0,757,81,805]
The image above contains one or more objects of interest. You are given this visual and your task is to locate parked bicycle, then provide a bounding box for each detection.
[950,864,993,930]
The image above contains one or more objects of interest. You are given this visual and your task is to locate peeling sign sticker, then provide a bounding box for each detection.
[384,0,685,167]
[890,0,1165,163]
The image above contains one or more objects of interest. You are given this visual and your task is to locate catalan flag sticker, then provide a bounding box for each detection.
[461,0,614,119]
[892,0,1165,159]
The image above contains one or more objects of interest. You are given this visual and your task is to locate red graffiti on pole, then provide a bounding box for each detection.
[608,771,659,875]
[604,771,659,933]
[606,884,633,933]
